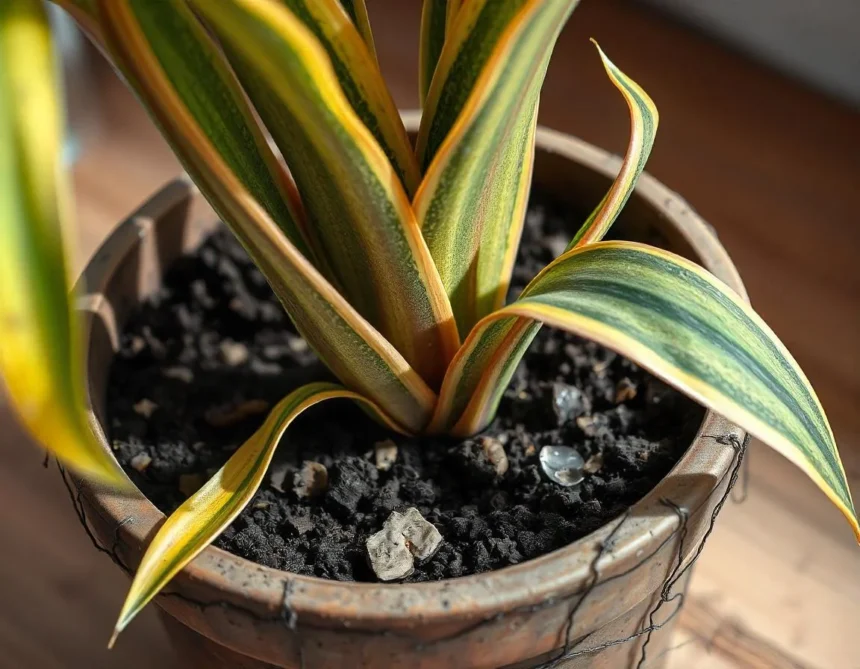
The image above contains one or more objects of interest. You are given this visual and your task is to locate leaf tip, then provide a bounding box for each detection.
[107,626,121,650]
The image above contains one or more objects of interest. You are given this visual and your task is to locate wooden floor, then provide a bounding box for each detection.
[1,1,858,667]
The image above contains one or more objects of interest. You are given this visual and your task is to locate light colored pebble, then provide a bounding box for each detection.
[220,340,249,366]
[293,461,328,499]
[133,398,158,418]
[374,440,398,471]
[366,527,414,582]
[480,436,509,476]
[163,366,194,383]
[129,453,152,473]
[397,508,443,561]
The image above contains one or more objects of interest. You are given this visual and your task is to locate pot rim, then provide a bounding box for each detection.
[74,124,746,632]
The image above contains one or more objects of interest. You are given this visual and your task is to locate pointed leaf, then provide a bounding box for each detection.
[419,0,461,105]
[94,0,312,260]
[195,0,459,388]
[274,0,419,194]
[337,0,376,62]
[414,0,580,335]
[0,0,127,486]
[111,383,408,642]
[566,41,659,251]
[432,46,659,429]
[97,0,437,431]
[435,242,859,540]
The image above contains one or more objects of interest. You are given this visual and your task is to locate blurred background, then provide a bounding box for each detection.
[1,0,858,667]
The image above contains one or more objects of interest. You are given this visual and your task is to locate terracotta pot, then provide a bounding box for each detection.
[72,121,747,669]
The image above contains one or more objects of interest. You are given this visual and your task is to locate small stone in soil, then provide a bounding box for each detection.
[480,436,509,477]
[374,440,398,471]
[219,339,249,366]
[540,446,585,487]
[132,398,158,418]
[390,507,443,561]
[583,452,604,475]
[366,527,414,582]
[205,399,269,427]
[163,366,194,383]
[614,377,638,403]
[129,452,152,473]
[293,461,328,499]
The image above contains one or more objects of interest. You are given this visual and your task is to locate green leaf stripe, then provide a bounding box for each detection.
[0,0,127,487]
[442,242,858,538]
[415,0,530,170]
[196,0,460,389]
[112,382,408,643]
[277,0,419,194]
[98,0,438,432]
[113,0,312,259]
[415,0,577,336]
[566,41,659,251]
[336,0,376,60]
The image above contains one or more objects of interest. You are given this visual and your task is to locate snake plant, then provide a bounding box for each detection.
[0,0,856,644]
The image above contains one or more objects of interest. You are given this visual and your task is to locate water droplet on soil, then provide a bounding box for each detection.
[539,446,585,487]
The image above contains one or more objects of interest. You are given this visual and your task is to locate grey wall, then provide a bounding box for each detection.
[643,0,860,107]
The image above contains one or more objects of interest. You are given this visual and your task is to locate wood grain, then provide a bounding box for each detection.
[0,0,857,667]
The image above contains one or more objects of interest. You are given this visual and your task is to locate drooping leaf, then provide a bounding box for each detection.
[195,0,460,389]
[433,242,860,539]
[566,41,659,251]
[414,0,580,336]
[0,0,127,487]
[336,0,376,62]
[111,383,408,643]
[97,0,437,431]
[418,0,463,105]
[274,0,419,194]
[430,44,660,431]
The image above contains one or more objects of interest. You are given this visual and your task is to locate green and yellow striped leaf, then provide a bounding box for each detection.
[111,383,408,643]
[419,0,463,106]
[337,0,376,61]
[0,0,127,487]
[97,0,437,432]
[96,0,312,260]
[274,0,419,194]
[566,41,659,251]
[414,0,579,336]
[433,242,859,539]
[195,0,460,389]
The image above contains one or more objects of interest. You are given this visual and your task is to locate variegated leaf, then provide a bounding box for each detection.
[337,0,376,61]
[96,0,312,259]
[97,0,437,431]
[431,44,659,430]
[275,0,419,194]
[419,0,463,105]
[111,383,408,643]
[195,0,459,389]
[414,0,580,335]
[0,0,127,486]
[433,242,860,541]
[566,41,659,250]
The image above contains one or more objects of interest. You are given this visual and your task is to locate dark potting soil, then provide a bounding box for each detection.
[107,191,704,582]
